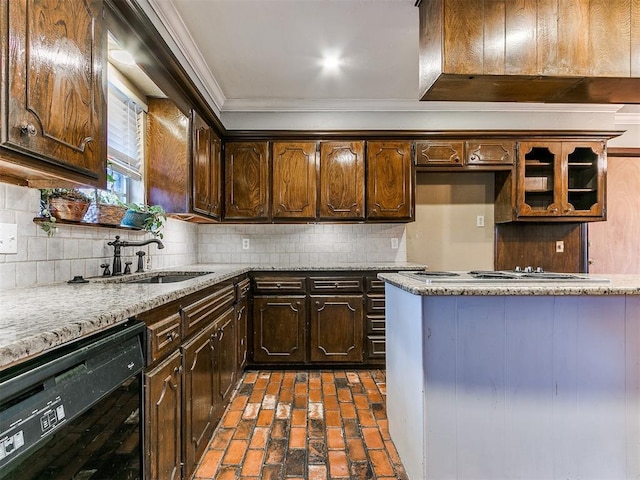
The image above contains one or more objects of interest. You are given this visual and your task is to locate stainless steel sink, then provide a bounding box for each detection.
[125,272,213,284]
[94,271,214,284]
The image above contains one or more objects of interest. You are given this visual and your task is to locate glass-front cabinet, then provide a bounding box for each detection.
[516,141,605,220]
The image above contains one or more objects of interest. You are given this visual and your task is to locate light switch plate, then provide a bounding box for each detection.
[0,223,18,254]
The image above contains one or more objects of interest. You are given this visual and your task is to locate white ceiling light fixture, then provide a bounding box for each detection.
[320,52,344,73]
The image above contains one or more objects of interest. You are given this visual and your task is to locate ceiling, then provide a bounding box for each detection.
[147,0,424,112]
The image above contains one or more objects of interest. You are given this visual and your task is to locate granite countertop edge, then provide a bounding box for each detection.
[0,262,423,369]
[377,272,640,296]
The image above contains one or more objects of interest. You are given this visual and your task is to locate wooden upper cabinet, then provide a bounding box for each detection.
[224,142,270,221]
[146,98,189,213]
[418,0,640,103]
[192,111,222,219]
[366,141,414,221]
[272,141,317,219]
[319,141,365,219]
[0,0,107,186]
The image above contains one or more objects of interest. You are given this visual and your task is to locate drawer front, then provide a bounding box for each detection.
[367,335,386,358]
[253,276,306,293]
[465,140,515,165]
[415,141,464,166]
[182,284,236,338]
[365,276,385,292]
[147,312,182,364]
[309,276,364,293]
[236,278,251,299]
[366,294,385,312]
[367,315,385,334]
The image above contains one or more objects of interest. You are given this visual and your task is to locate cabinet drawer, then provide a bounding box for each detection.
[309,276,364,293]
[236,278,251,300]
[466,140,515,165]
[253,276,307,293]
[367,315,385,334]
[182,284,236,338]
[366,294,385,312]
[365,277,385,292]
[367,336,386,358]
[145,310,182,365]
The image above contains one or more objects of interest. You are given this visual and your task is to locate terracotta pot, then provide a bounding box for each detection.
[48,198,91,222]
[95,204,127,225]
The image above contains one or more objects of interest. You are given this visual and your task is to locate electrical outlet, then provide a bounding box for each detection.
[0,223,18,254]
[242,238,250,250]
[476,215,485,227]
[556,240,564,253]
[391,238,399,249]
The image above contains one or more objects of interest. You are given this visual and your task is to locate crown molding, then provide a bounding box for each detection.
[615,112,640,125]
[146,0,227,112]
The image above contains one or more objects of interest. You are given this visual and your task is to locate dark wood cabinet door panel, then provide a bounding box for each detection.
[214,308,237,405]
[319,141,365,219]
[466,140,515,165]
[310,295,364,363]
[366,141,414,220]
[252,296,306,363]
[192,111,222,218]
[182,323,217,480]
[225,142,270,220]
[272,141,317,219]
[145,351,182,480]
[415,141,464,166]
[3,0,106,185]
[236,297,249,372]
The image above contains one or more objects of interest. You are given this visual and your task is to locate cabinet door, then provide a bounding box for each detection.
[466,140,515,165]
[224,142,270,220]
[310,295,364,363]
[3,0,106,186]
[213,308,237,406]
[366,141,414,220]
[272,141,317,219]
[182,323,217,480]
[517,141,564,217]
[252,296,306,363]
[319,141,365,219]
[236,296,249,372]
[415,141,464,166]
[563,141,605,218]
[145,351,182,480]
[192,112,222,219]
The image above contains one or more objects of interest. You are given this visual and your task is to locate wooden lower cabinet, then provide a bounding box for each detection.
[213,308,237,406]
[182,322,218,480]
[310,295,364,362]
[252,296,307,363]
[236,295,249,371]
[145,350,182,480]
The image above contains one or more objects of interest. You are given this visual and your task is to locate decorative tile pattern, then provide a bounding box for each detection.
[194,370,408,480]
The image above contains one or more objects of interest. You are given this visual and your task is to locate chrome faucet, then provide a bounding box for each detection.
[107,235,164,276]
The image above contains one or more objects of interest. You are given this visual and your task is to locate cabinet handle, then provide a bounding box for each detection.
[315,301,320,306]
[276,283,282,288]
[218,329,224,341]
[166,332,177,341]
[20,123,37,137]
[174,365,182,375]
[455,156,462,162]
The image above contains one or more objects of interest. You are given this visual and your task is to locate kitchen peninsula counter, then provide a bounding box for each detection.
[380,272,640,480]
[0,262,421,369]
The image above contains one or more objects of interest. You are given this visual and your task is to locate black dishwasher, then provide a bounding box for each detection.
[0,319,145,479]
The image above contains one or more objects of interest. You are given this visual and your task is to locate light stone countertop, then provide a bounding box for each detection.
[378,271,640,296]
[0,262,422,369]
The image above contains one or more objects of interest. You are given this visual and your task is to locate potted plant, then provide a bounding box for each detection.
[93,189,128,226]
[40,188,92,236]
[121,203,167,239]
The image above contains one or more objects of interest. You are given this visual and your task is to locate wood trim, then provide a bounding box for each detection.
[608,147,640,157]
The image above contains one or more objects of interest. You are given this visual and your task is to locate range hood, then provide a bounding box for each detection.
[417,0,640,103]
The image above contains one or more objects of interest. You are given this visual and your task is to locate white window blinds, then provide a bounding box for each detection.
[107,83,144,180]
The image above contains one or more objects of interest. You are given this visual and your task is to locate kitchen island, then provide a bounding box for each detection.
[378,272,640,480]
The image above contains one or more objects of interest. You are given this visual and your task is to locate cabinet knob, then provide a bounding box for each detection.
[276,283,282,288]
[550,207,559,213]
[20,123,37,137]
[167,332,177,341]
[455,156,462,162]
[174,365,182,375]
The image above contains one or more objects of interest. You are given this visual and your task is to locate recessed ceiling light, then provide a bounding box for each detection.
[110,49,136,66]
[321,53,343,72]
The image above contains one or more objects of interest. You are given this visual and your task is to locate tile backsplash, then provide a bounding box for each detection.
[0,183,407,289]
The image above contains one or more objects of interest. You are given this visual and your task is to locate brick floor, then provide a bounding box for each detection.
[193,370,407,480]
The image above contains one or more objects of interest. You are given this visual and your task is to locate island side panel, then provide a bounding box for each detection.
[626,296,640,477]
[385,284,426,480]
